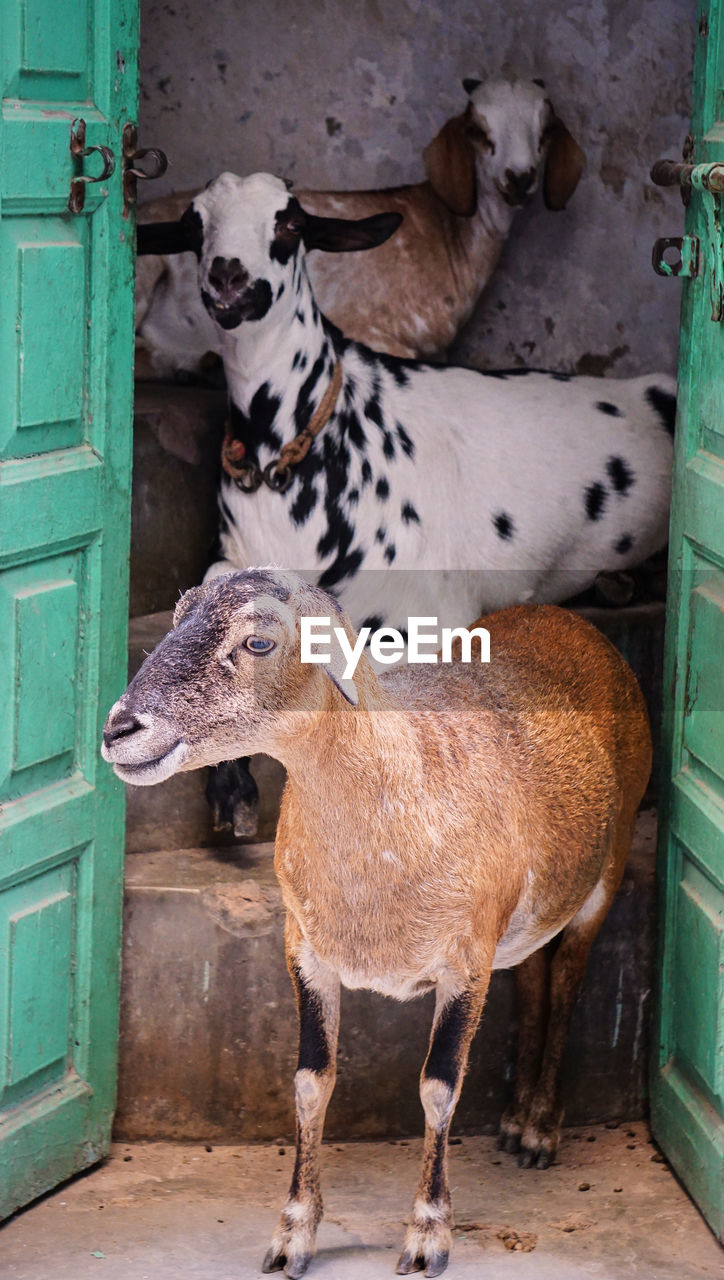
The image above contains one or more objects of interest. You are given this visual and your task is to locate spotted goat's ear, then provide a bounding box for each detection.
[300,210,403,254]
[136,204,204,258]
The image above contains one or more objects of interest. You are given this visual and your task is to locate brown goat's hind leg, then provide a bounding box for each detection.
[518,871,622,1170]
[397,976,489,1279]
[498,947,551,1155]
[263,938,340,1279]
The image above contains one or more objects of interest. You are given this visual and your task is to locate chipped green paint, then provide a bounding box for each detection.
[651,0,724,1244]
[0,0,137,1219]
[653,234,700,278]
[688,161,724,192]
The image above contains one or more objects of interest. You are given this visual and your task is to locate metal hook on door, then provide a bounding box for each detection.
[122,123,168,215]
[650,154,724,320]
[68,118,116,213]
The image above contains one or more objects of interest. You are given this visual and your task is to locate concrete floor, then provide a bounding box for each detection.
[2,1126,721,1280]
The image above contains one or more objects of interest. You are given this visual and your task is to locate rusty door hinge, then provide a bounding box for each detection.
[122,123,168,216]
[68,118,115,213]
[650,158,724,319]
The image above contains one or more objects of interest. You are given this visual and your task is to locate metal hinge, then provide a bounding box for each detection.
[650,158,724,320]
[68,118,115,213]
[122,123,168,217]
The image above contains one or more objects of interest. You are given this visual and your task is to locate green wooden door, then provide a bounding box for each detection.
[651,0,724,1243]
[0,0,137,1217]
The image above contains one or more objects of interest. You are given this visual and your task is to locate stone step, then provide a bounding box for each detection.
[114,810,658,1142]
[124,602,664,853]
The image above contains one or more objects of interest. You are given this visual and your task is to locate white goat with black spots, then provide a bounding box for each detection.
[159,170,674,833]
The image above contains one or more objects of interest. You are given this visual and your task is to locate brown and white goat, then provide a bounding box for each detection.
[102,568,650,1279]
[135,76,584,377]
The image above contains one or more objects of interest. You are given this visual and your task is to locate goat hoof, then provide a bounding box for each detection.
[261,1247,285,1273]
[499,1131,521,1155]
[395,1250,425,1274]
[231,795,259,838]
[518,1148,535,1169]
[285,1255,311,1279]
[261,1248,311,1278]
[206,760,259,837]
[536,1152,552,1170]
[425,1251,449,1277]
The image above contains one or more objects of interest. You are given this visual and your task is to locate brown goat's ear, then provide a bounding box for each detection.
[320,626,359,706]
[302,211,402,254]
[324,665,358,706]
[173,584,209,628]
[544,116,585,211]
[423,113,477,217]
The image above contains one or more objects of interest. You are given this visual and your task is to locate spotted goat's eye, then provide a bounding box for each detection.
[242,635,276,655]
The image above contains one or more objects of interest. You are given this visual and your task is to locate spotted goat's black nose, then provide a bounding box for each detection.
[103,709,144,750]
[207,256,250,301]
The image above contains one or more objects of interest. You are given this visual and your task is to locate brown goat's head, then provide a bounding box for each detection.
[424,76,585,216]
[101,569,359,786]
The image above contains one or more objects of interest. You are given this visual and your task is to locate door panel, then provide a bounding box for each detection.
[652,0,724,1241]
[1,550,87,798]
[0,0,137,1218]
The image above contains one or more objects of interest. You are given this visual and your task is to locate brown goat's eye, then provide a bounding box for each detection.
[466,121,493,151]
[242,636,276,655]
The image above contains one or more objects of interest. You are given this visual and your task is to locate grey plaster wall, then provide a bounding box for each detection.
[139,0,696,375]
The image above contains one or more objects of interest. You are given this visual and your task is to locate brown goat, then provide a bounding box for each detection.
[135,77,584,377]
[102,569,650,1278]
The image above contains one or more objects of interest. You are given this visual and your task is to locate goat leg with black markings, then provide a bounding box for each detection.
[263,921,340,1279]
[397,976,491,1277]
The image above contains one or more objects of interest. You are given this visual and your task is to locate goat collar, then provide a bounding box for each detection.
[221,359,343,494]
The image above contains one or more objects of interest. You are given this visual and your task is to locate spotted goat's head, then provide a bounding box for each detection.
[167,172,402,331]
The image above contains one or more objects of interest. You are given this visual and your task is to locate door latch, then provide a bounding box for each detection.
[651,235,700,278]
[68,118,116,213]
[122,123,168,216]
[650,158,724,320]
[650,159,724,194]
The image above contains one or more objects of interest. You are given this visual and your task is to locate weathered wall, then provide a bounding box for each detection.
[139,0,695,377]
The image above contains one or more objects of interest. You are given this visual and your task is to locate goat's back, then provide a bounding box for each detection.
[277,604,651,982]
[461,604,651,811]
[384,604,652,819]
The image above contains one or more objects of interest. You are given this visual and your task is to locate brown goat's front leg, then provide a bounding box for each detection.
[263,931,340,1280]
[397,976,489,1278]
